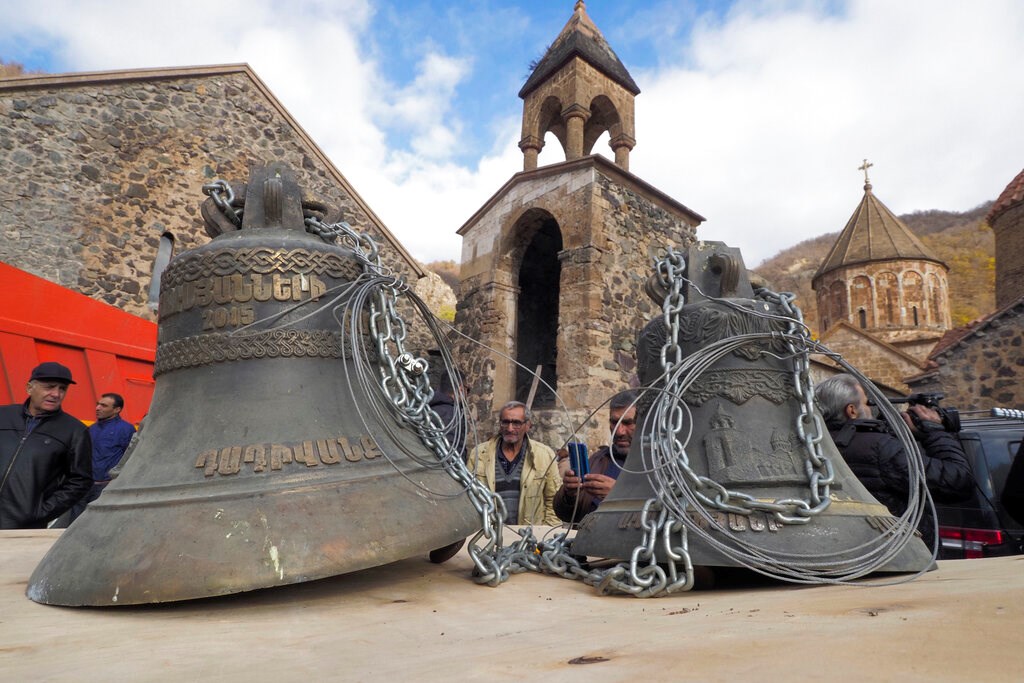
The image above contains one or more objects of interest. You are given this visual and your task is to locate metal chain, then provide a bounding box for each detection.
[200,192,867,593]
[539,246,832,597]
[303,214,513,586]
[756,288,833,520]
[647,251,833,525]
[525,248,698,598]
[610,247,696,596]
[202,180,242,226]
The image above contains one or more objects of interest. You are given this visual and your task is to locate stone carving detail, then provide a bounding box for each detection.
[677,303,789,360]
[635,316,668,417]
[701,403,804,486]
[161,248,362,288]
[683,368,794,406]
[155,329,347,375]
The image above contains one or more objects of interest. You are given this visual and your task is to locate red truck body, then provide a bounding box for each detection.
[0,262,156,424]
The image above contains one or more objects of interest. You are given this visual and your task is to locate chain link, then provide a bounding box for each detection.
[202,180,242,227]
[301,214,514,586]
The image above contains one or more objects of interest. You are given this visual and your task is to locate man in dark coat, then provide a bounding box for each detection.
[69,392,136,521]
[815,374,972,548]
[0,362,92,529]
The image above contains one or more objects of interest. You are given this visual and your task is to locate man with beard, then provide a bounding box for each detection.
[554,390,638,524]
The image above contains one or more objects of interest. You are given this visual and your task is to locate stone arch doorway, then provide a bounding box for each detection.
[513,212,563,407]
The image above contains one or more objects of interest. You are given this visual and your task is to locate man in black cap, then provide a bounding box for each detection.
[0,362,92,529]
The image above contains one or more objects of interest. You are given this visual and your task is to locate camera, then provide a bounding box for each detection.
[889,392,962,433]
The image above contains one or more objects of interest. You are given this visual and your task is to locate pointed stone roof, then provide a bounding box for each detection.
[519,1,640,99]
[814,176,944,279]
[987,167,1024,225]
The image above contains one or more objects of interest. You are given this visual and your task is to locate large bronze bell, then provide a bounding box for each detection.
[27,163,480,606]
[569,243,934,576]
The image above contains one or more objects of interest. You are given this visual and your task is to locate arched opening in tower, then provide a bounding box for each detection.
[515,218,563,407]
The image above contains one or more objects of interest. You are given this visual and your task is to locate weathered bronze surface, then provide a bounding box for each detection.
[27,163,480,606]
[570,242,934,573]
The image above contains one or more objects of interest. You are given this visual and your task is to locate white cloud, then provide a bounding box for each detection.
[633,0,1024,265]
[377,52,471,159]
[2,0,1024,269]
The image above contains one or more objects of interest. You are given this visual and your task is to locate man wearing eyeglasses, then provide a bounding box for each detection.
[554,390,638,524]
[470,401,560,525]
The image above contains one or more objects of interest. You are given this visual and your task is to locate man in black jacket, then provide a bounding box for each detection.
[0,362,92,529]
[815,374,972,548]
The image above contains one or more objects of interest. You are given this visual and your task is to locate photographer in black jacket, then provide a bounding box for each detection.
[0,362,92,529]
[815,374,973,548]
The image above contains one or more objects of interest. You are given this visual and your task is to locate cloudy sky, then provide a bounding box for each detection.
[2,0,1023,267]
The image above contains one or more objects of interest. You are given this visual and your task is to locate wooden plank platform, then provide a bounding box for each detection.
[1,529,1021,681]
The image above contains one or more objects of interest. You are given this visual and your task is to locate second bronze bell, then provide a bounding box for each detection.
[570,243,934,578]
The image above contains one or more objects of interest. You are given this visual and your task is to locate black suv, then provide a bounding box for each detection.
[935,408,1024,559]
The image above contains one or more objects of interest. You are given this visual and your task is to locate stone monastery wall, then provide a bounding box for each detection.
[0,67,419,322]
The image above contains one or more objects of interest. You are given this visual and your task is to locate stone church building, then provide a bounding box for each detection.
[907,168,1024,410]
[811,164,952,394]
[454,2,703,446]
[810,160,1023,410]
[0,64,426,323]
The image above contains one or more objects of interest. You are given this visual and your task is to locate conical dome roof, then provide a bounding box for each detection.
[519,1,639,99]
[815,175,944,280]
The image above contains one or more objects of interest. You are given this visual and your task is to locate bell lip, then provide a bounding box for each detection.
[27,451,481,606]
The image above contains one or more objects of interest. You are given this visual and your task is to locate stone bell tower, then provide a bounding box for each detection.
[455,2,703,448]
[518,0,639,172]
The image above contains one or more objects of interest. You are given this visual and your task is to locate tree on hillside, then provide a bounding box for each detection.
[1,59,24,78]
[425,259,460,290]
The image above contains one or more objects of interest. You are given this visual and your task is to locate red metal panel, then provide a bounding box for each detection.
[0,332,38,404]
[0,263,157,425]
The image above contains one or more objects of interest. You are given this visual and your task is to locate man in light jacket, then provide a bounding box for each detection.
[471,401,560,525]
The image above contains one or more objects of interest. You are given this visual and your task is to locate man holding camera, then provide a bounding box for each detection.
[815,374,973,548]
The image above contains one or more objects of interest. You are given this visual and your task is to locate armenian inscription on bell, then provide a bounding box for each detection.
[616,509,782,533]
[161,272,328,317]
[195,435,383,477]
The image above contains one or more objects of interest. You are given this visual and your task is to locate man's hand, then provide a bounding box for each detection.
[581,473,616,499]
[562,472,583,492]
[901,404,943,435]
